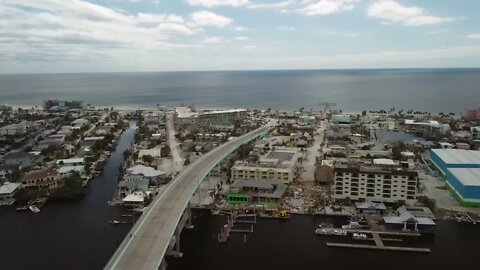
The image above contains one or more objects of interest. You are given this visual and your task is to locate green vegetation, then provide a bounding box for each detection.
[50,172,86,201]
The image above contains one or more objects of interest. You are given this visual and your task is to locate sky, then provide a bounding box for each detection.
[1,0,480,74]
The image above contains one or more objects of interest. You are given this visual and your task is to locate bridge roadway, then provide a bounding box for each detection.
[105,125,270,270]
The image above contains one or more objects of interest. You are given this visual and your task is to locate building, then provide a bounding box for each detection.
[123,191,150,207]
[429,149,480,206]
[71,118,90,129]
[471,127,480,140]
[383,206,436,233]
[22,168,60,192]
[57,158,85,167]
[333,163,418,203]
[227,179,286,206]
[331,114,353,125]
[35,134,65,151]
[175,107,247,129]
[118,179,149,198]
[0,182,21,205]
[231,148,301,183]
[125,165,167,185]
[355,201,387,214]
[466,108,480,121]
[43,100,83,111]
[58,166,84,178]
[3,152,37,168]
[404,119,450,138]
[287,132,312,147]
[0,122,28,135]
[298,115,316,126]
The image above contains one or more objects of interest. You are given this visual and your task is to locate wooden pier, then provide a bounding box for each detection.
[327,242,431,253]
[217,210,256,243]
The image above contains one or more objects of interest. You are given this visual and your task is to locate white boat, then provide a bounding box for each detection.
[332,229,348,236]
[353,233,368,240]
[315,228,333,235]
[133,207,147,213]
[29,205,40,213]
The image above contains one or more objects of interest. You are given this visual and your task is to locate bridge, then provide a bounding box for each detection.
[105,125,271,270]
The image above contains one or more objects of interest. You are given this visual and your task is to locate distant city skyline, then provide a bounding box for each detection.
[1,0,480,74]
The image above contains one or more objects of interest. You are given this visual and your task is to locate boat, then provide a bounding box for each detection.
[353,233,368,240]
[318,223,333,229]
[133,207,147,213]
[16,206,28,211]
[332,229,348,236]
[315,228,333,235]
[109,220,128,225]
[29,205,40,213]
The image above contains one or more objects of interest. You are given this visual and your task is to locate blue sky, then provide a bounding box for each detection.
[1,0,480,73]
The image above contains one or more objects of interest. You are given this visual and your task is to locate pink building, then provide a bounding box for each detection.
[466,108,480,120]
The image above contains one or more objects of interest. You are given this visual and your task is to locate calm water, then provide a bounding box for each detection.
[0,125,136,270]
[1,69,480,113]
[168,211,479,270]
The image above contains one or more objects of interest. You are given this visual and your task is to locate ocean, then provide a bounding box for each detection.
[1,69,479,113]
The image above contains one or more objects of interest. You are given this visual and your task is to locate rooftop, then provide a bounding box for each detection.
[127,165,166,177]
[24,168,58,181]
[448,168,480,187]
[0,182,21,195]
[431,149,480,165]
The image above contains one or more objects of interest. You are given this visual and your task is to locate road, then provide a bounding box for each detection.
[166,112,184,176]
[299,119,328,182]
[104,125,270,270]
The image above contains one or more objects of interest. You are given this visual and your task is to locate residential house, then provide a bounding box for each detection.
[125,165,167,185]
[22,168,60,192]
[3,152,37,168]
[0,182,21,205]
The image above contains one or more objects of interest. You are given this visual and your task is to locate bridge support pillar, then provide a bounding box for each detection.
[174,230,183,258]
[186,203,194,229]
[159,257,167,270]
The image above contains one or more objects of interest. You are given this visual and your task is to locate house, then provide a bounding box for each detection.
[0,122,28,135]
[22,168,60,192]
[57,158,85,167]
[383,206,436,233]
[35,134,65,151]
[118,178,149,197]
[0,164,19,180]
[287,132,312,147]
[125,165,167,185]
[4,152,37,168]
[0,182,21,205]
[58,165,84,178]
[71,118,90,129]
[123,191,149,207]
[355,201,386,214]
[80,137,104,148]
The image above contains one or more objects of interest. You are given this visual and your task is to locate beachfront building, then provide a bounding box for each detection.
[231,148,301,183]
[22,168,60,192]
[404,119,450,138]
[71,118,90,129]
[43,100,83,111]
[123,191,150,207]
[466,108,480,121]
[333,163,418,203]
[227,179,286,206]
[175,107,247,129]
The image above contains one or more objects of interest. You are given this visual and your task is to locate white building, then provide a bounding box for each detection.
[231,148,301,183]
[333,163,418,203]
[125,165,167,185]
[0,182,21,205]
[0,122,28,135]
[175,107,247,129]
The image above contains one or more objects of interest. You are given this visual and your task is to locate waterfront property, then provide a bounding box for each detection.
[175,107,247,129]
[0,182,21,205]
[355,201,386,214]
[3,152,37,168]
[227,179,286,206]
[231,147,301,183]
[43,100,83,111]
[383,206,436,233]
[125,165,167,185]
[333,163,418,203]
[429,149,480,206]
[0,122,28,135]
[22,168,60,192]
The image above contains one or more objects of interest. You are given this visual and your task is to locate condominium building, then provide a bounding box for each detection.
[175,107,247,129]
[22,168,60,192]
[231,148,301,183]
[333,163,418,203]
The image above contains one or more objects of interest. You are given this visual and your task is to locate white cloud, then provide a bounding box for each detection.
[467,34,480,40]
[190,11,233,27]
[296,0,359,16]
[277,26,296,31]
[367,1,455,26]
[235,36,250,40]
[426,29,448,35]
[187,0,249,8]
[320,31,360,37]
[248,1,293,9]
[234,26,251,31]
[202,36,230,43]
[242,45,257,51]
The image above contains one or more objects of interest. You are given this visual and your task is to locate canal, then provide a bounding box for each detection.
[0,123,137,270]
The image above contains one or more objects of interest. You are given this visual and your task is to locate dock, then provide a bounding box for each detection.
[327,242,431,253]
[217,210,256,243]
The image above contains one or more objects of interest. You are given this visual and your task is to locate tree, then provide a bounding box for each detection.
[142,155,154,164]
[162,145,171,157]
[362,110,367,117]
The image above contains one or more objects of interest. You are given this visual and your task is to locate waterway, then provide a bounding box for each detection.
[0,123,137,270]
[168,211,479,270]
